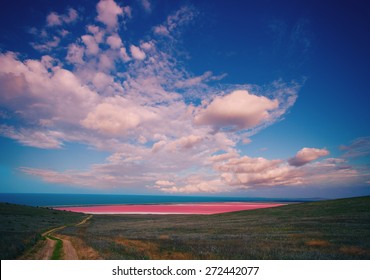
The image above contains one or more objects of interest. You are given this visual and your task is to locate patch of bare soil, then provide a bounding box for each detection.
[61,238,78,260]
[57,234,102,260]
[305,239,331,247]
[21,238,56,260]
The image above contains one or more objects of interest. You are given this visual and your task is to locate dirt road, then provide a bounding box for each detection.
[76,215,92,226]
[62,238,78,259]
[24,215,93,260]
[40,238,56,260]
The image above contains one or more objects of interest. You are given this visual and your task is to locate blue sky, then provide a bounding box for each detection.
[0,0,369,198]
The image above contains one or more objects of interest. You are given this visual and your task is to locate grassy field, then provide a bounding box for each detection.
[1,196,370,259]
[59,195,370,259]
[0,202,85,259]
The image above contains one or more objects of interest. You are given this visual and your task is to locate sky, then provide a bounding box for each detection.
[0,0,369,198]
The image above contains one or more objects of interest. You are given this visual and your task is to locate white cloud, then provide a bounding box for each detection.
[140,0,152,13]
[106,34,122,49]
[64,8,78,23]
[212,151,360,189]
[288,147,329,167]
[0,125,63,149]
[98,53,114,71]
[207,152,239,163]
[130,45,146,60]
[87,25,105,43]
[155,178,225,194]
[0,52,98,129]
[31,36,61,52]
[152,135,203,153]
[119,47,131,62]
[46,8,78,26]
[47,12,62,26]
[175,71,212,88]
[59,29,69,37]
[30,8,78,53]
[194,90,279,130]
[155,180,175,186]
[81,35,100,55]
[123,6,132,19]
[171,135,203,150]
[92,72,114,91]
[66,43,85,65]
[166,6,197,33]
[81,103,141,136]
[96,0,126,29]
[140,41,154,51]
[153,25,169,36]
[153,6,197,38]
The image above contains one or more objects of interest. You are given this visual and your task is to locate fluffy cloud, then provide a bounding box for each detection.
[119,47,131,62]
[216,156,301,187]
[31,36,61,52]
[154,178,225,194]
[194,90,279,130]
[66,44,85,64]
[288,147,329,167]
[81,35,100,55]
[106,34,122,49]
[87,25,105,43]
[151,135,203,153]
[155,180,175,187]
[47,8,78,27]
[91,72,115,92]
[130,45,146,60]
[47,12,62,26]
[0,52,98,128]
[81,99,153,136]
[96,0,129,29]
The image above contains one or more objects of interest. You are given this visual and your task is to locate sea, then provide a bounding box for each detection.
[0,193,313,207]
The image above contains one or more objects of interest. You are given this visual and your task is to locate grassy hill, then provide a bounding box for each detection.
[1,196,370,259]
[60,195,370,259]
[0,202,85,259]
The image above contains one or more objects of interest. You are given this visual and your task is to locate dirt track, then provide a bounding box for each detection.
[62,238,78,259]
[40,238,56,260]
[24,215,93,260]
[76,215,92,226]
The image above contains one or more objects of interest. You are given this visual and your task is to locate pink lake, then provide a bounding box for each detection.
[54,202,285,215]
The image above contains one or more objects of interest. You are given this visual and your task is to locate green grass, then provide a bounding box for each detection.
[0,202,85,259]
[47,235,63,260]
[60,195,370,260]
